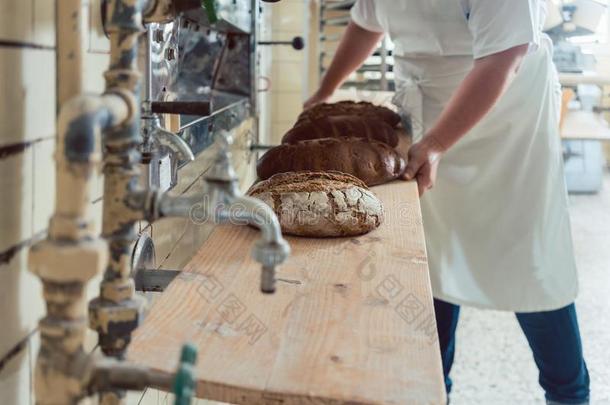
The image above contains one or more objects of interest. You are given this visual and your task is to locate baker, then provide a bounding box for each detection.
[304,1,590,404]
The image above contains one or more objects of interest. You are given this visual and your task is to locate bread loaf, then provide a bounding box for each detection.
[247,171,384,237]
[297,101,401,128]
[256,138,407,186]
[282,115,399,147]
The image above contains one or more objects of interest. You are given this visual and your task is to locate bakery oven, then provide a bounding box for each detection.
[138,0,258,191]
[147,3,255,130]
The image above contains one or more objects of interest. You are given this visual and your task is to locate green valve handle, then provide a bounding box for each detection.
[173,343,198,405]
[201,0,218,24]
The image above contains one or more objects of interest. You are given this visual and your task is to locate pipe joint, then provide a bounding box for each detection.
[29,238,108,283]
[88,296,144,356]
[124,189,158,222]
[58,93,129,164]
[105,0,147,33]
[104,69,142,93]
[104,87,138,127]
[33,347,94,404]
[49,92,130,241]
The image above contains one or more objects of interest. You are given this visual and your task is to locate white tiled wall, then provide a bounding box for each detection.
[0,149,33,255]
[0,0,107,403]
[0,48,56,146]
[0,342,31,405]
[264,0,309,145]
[32,138,56,236]
[0,2,34,44]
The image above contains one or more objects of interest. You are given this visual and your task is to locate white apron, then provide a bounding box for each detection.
[358,0,578,312]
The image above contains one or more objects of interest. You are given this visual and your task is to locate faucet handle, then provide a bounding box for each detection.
[173,343,198,405]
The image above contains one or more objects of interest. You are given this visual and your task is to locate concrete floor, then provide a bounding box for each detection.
[450,171,610,405]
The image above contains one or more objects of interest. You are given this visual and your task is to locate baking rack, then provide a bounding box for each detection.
[318,0,394,91]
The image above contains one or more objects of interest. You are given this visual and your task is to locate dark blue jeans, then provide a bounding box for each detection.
[434,299,590,404]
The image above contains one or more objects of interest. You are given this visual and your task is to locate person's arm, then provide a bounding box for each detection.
[404,44,529,196]
[304,22,383,109]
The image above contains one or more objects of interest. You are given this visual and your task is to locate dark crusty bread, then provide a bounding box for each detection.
[249,170,368,194]
[256,138,407,186]
[247,171,384,237]
[296,101,401,128]
[281,115,399,147]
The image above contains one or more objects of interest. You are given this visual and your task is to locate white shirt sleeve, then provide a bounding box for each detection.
[466,0,543,59]
[350,0,385,33]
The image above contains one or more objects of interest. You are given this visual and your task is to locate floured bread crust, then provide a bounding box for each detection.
[248,171,384,238]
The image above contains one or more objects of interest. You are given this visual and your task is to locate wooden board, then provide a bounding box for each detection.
[559,72,610,87]
[561,110,610,141]
[127,179,446,405]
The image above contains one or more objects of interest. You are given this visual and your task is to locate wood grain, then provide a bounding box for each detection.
[127,134,445,405]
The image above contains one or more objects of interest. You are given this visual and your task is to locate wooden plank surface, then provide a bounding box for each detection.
[561,110,610,141]
[127,177,446,404]
[559,72,610,87]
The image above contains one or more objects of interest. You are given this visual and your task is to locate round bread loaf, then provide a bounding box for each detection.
[297,101,401,128]
[247,171,384,238]
[282,115,399,147]
[256,138,406,186]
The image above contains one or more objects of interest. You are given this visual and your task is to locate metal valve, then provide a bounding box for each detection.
[140,102,195,192]
[90,342,198,402]
[201,0,218,23]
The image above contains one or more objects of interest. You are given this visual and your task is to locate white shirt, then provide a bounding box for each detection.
[347,0,578,312]
[351,0,546,58]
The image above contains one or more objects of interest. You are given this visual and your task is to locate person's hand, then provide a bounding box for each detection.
[303,89,332,110]
[401,135,446,196]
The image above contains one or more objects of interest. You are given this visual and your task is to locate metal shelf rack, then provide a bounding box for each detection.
[318,0,394,91]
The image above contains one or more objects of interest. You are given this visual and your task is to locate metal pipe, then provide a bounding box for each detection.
[92,360,174,393]
[51,93,131,241]
[217,194,289,294]
[157,189,289,294]
[141,104,195,164]
[30,1,139,404]
[157,190,283,245]
[144,27,153,102]
[140,25,194,185]
[216,195,284,245]
[151,125,195,163]
[28,85,132,405]
[156,193,201,219]
[56,0,85,109]
[156,131,290,294]
[88,1,149,404]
